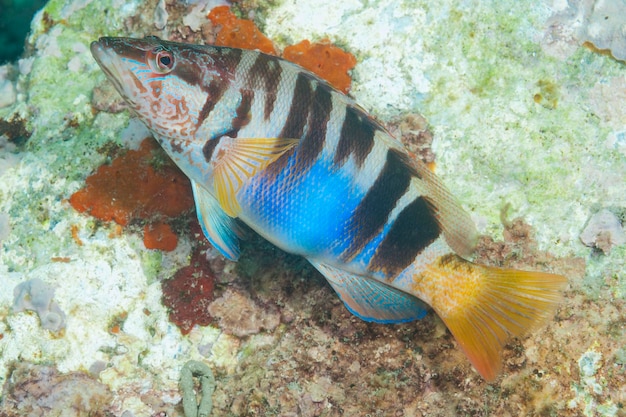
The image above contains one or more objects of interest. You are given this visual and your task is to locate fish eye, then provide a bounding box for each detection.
[149,48,174,73]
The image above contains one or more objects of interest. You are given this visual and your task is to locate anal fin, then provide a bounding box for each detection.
[308,259,429,323]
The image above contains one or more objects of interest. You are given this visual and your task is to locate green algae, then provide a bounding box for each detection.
[12,1,128,141]
[420,7,622,256]
[140,249,163,284]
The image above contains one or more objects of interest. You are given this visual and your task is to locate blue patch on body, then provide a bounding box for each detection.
[240,155,364,257]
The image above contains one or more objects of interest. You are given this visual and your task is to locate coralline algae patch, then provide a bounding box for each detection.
[161,223,216,335]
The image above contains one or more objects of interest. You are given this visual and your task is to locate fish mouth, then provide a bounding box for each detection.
[90,39,138,108]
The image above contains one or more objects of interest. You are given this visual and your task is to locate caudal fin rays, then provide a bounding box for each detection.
[421,256,566,381]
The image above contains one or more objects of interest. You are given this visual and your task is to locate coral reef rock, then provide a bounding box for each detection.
[0,362,113,417]
[580,209,626,254]
[544,0,626,61]
[208,289,280,337]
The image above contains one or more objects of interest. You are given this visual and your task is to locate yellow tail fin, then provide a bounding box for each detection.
[420,254,567,381]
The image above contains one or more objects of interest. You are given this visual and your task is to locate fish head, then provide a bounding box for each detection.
[90,36,236,143]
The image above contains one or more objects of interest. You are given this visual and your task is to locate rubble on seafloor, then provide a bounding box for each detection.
[0,0,625,416]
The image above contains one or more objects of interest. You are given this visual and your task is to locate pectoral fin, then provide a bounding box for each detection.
[191,180,241,260]
[213,137,298,217]
[308,259,429,323]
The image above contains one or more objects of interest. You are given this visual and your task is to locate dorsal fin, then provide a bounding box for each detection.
[403,152,478,257]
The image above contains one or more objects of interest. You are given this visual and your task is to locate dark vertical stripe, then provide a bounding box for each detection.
[196,80,229,127]
[370,196,442,277]
[247,53,283,120]
[264,72,315,177]
[294,84,332,171]
[217,46,244,72]
[203,136,221,162]
[279,72,314,138]
[193,48,244,128]
[227,89,254,137]
[334,106,377,168]
[342,149,412,261]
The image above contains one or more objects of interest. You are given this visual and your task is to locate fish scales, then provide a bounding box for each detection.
[91,36,566,381]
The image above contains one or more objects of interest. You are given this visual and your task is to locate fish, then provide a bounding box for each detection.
[90,36,567,381]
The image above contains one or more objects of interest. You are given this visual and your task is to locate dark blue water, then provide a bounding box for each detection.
[0,0,48,64]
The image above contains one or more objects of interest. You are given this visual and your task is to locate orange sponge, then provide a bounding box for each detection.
[69,138,193,226]
[208,5,277,55]
[143,222,178,251]
[283,39,356,94]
